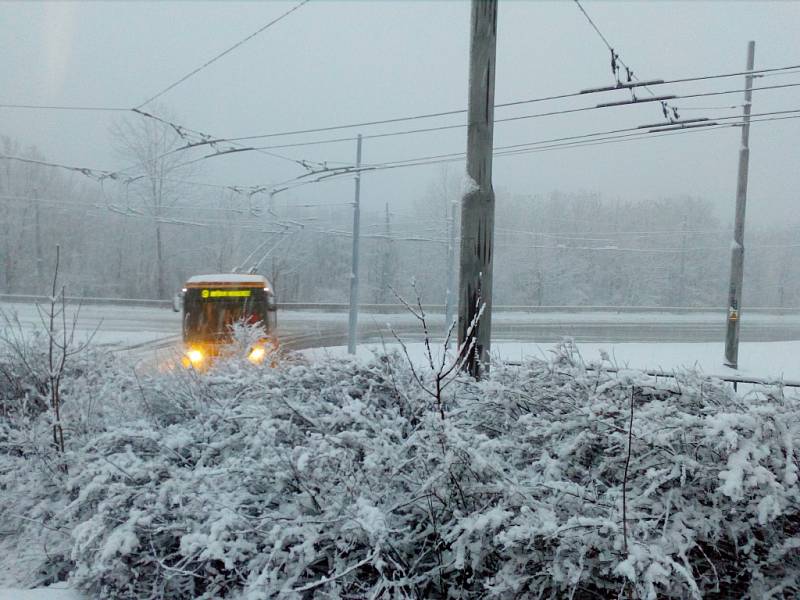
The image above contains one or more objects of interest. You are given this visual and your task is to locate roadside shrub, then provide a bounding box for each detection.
[41,346,800,599]
[0,309,121,588]
[0,311,50,420]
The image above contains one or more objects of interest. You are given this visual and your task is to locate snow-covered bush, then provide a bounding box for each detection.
[0,307,124,587]
[14,344,789,599]
[0,310,50,420]
[2,334,799,598]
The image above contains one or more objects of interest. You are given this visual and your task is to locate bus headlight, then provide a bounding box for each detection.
[248,345,266,364]
[186,348,205,366]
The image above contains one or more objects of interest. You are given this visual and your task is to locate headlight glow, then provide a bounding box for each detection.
[248,346,266,364]
[187,349,205,365]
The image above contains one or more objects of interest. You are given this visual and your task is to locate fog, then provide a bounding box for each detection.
[1,1,799,304]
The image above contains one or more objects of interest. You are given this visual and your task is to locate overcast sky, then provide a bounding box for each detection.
[2,1,799,226]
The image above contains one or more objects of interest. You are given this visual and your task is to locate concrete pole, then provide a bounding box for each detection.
[724,41,755,369]
[457,0,498,378]
[347,134,363,354]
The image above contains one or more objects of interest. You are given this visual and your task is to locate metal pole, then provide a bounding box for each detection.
[347,134,363,354]
[724,41,755,369]
[457,0,498,378]
[381,201,392,304]
[445,198,457,334]
[677,214,687,306]
[34,190,44,287]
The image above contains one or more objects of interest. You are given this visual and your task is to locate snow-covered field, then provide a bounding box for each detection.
[305,339,800,382]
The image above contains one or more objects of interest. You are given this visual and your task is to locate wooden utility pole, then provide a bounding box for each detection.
[457,0,498,377]
[347,134,363,354]
[724,41,755,369]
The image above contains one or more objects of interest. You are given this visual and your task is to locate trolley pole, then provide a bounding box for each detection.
[347,134,363,354]
[457,0,498,378]
[724,41,755,369]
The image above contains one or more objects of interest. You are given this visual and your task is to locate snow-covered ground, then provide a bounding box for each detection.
[3,316,800,597]
[304,339,800,382]
[4,336,798,597]
[0,588,80,600]
[4,301,800,340]
[4,298,799,380]
[0,302,181,351]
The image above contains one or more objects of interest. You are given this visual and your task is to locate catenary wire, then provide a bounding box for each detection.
[0,104,129,111]
[4,112,798,202]
[190,79,800,157]
[182,66,800,146]
[135,0,311,109]
[284,112,800,182]
[354,108,800,170]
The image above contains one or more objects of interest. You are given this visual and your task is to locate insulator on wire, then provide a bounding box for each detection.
[610,48,620,81]
[672,107,681,120]
[626,67,634,83]
[661,101,669,119]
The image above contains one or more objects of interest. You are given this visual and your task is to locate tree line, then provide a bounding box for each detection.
[1,122,798,309]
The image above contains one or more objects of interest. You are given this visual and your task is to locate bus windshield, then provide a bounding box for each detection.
[183,289,269,343]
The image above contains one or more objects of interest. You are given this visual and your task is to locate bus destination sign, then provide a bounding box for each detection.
[200,289,252,298]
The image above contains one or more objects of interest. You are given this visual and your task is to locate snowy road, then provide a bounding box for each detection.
[3,302,800,352]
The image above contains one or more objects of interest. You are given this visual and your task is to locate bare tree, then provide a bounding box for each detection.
[0,137,57,292]
[390,282,481,420]
[36,246,100,469]
[110,107,194,298]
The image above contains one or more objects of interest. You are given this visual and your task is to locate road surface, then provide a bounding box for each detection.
[3,301,800,352]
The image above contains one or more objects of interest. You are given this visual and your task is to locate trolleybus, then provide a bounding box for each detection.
[176,273,277,368]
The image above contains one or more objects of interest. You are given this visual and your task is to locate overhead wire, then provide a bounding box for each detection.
[0,154,115,181]
[0,60,795,129]
[169,64,800,148]
[573,0,615,52]
[679,81,800,100]
[184,78,800,159]
[293,112,800,182]
[353,108,800,171]
[203,109,800,196]
[129,108,316,171]
[754,68,800,78]
[573,0,681,119]
[4,65,798,184]
[673,105,742,111]
[5,108,799,211]
[0,104,129,112]
[14,4,800,242]
[135,0,311,109]
[3,63,796,116]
